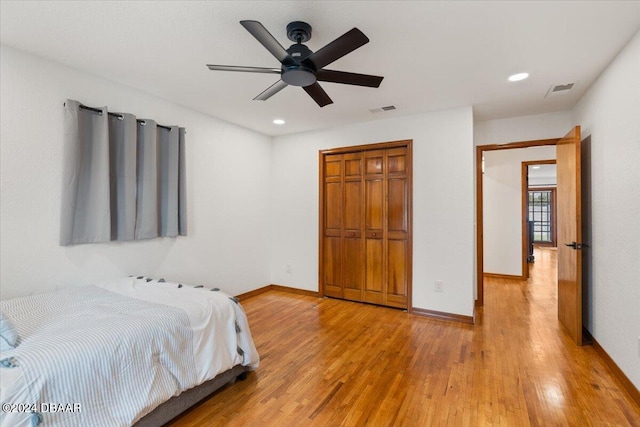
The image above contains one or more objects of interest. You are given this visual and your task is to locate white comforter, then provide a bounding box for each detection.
[0,277,259,427]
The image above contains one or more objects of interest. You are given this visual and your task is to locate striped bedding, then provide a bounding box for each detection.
[0,278,259,427]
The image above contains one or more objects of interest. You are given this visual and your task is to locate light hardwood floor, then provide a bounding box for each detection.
[168,248,639,426]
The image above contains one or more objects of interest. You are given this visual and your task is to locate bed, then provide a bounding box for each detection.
[0,276,260,427]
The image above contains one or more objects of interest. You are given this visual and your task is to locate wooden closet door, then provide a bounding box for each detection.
[342,152,364,301]
[323,154,343,298]
[320,140,412,310]
[385,147,409,308]
[364,150,385,305]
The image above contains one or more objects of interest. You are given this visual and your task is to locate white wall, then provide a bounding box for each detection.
[483,146,556,276]
[572,30,640,389]
[270,107,476,317]
[475,111,573,146]
[0,45,272,299]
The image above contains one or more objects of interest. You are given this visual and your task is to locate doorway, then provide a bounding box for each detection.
[476,138,559,305]
[523,160,557,265]
[477,127,585,346]
[477,139,558,294]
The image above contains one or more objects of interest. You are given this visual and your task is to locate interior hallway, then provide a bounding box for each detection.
[169,247,639,426]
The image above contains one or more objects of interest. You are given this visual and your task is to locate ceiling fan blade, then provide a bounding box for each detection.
[240,20,295,66]
[304,28,369,70]
[316,69,383,87]
[207,64,281,74]
[303,82,333,107]
[253,80,288,101]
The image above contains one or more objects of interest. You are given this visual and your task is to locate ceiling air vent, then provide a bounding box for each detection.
[369,105,397,113]
[545,82,575,98]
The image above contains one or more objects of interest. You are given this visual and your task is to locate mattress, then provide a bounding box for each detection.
[0,277,259,427]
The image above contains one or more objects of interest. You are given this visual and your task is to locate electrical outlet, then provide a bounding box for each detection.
[286,264,292,274]
[435,280,444,292]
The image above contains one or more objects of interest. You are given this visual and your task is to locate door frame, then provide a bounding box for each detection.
[319,139,413,312]
[476,138,559,305]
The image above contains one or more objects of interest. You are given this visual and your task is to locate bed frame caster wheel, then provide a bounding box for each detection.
[237,371,248,381]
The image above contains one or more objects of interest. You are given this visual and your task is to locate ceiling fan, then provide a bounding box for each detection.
[206,20,384,107]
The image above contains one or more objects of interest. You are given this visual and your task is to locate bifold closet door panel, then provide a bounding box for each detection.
[364,149,385,304]
[323,154,343,298]
[342,152,364,300]
[385,147,409,307]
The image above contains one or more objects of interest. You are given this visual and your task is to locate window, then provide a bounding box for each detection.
[528,189,556,246]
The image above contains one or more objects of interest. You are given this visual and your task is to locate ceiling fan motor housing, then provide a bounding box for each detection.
[287,43,313,61]
[282,43,316,86]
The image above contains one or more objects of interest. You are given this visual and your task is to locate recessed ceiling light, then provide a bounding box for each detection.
[273,119,285,125]
[508,72,529,82]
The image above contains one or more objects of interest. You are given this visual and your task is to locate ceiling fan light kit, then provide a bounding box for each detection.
[206,20,384,107]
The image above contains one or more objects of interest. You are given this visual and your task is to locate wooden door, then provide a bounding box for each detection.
[364,150,385,305]
[323,154,343,298]
[343,152,364,301]
[385,147,410,308]
[320,140,412,310]
[362,147,410,308]
[556,126,583,345]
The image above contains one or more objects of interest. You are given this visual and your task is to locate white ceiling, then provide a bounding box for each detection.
[528,164,557,182]
[1,1,639,136]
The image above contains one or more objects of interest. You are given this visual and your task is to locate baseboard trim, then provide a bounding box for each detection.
[236,284,320,301]
[235,286,272,301]
[412,307,474,325]
[269,284,320,297]
[583,329,640,407]
[483,272,525,280]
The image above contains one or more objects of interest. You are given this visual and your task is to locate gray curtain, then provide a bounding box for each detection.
[134,120,159,240]
[178,127,187,236]
[109,113,137,241]
[60,100,111,245]
[60,100,187,245]
[157,125,179,237]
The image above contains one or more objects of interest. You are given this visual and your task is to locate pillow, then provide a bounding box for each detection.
[0,311,18,351]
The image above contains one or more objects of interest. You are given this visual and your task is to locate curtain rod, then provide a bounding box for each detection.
[74,103,173,132]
